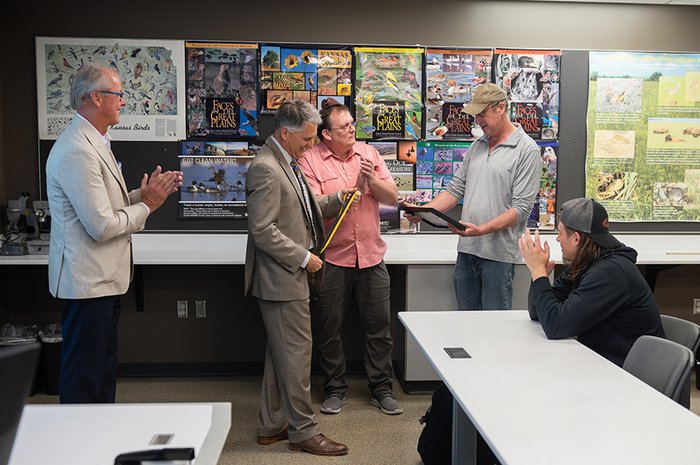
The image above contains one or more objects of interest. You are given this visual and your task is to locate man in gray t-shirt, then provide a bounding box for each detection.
[406,83,541,310]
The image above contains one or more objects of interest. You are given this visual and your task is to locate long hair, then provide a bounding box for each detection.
[564,224,602,281]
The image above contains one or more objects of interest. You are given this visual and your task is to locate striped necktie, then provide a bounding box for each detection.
[290,160,317,249]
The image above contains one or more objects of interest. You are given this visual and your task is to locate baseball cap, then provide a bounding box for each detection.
[559,198,621,249]
[461,83,507,115]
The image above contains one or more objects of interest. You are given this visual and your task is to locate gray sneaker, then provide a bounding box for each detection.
[320,395,346,414]
[370,395,403,415]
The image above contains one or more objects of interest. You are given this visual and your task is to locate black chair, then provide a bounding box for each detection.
[622,335,694,406]
[660,314,700,408]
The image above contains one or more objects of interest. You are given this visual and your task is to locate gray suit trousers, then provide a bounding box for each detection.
[257,298,320,443]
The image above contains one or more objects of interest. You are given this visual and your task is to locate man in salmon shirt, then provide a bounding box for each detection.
[298,104,402,416]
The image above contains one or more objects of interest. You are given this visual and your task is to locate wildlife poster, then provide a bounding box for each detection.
[415,141,471,204]
[385,160,415,190]
[354,47,423,140]
[529,142,558,230]
[493,49,561,141]
[36,37,185,140]
[425,48,492,141]
[178,142,253,219]
[368,141,397,161]
[185,42,259,138]
[586,51,700,222]
[259,45,352,114]
[380,190,420,234]
[372,101,405,139]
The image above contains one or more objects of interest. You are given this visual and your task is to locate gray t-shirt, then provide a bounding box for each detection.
[446,125,541,264]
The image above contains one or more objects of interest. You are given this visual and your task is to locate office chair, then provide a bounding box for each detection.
[660,314,700,407]
[622,335,694,406]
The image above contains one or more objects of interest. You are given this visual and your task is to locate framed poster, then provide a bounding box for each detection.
[36,37,185,140]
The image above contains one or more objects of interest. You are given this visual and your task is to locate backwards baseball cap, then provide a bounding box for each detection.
[559,198,621,249]
[461,83,507,116]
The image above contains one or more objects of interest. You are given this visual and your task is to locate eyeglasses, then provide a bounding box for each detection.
[95,90,124,99]
[475,102,500,119]
[328,121,357,132]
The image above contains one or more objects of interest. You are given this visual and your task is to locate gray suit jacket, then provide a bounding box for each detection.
[46,116,149,299]
[245,137,342,301]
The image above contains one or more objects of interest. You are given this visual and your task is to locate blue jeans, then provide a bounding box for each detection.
[453,252,514,310]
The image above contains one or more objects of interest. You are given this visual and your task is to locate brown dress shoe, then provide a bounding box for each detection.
[257,428,288,445]
[288,433,348,456]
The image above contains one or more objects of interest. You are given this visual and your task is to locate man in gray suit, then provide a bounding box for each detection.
[46,62,181,403]
[245,100,352,456]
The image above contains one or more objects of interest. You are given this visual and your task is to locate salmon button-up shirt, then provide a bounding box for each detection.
[298,142,394,269]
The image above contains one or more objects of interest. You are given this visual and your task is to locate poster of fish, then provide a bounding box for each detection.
[36,37,185,140]
[259,45,352,114]
[179,141,254,219]
[493,49,561,140]
[185,42,259,138]
[354,47,423,141]
[425,49,492,141]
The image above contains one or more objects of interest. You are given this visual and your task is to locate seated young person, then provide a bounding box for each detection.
[519,197,665,366]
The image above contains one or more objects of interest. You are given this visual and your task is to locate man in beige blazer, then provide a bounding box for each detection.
[46,63,181,403]
[245,100,353,456]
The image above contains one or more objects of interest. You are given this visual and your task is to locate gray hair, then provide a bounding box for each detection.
[70,62,120,110]
[273,100,321,132]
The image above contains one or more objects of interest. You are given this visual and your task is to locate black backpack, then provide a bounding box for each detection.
[417,383,453,465]
[417,383,500,465]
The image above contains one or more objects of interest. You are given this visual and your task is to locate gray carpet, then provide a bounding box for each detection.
[26,372,700,464]
[28,375,430,465]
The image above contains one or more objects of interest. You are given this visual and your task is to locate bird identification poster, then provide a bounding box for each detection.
[425,48,492,141]
[586,51,700,222]
[185,42,259,138]
[259,45,353,114]
[493,49,561,141]
[354,47,423,141]
[36,37,185,140]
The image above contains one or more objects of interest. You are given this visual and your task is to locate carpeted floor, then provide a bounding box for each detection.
[26,372,700,464]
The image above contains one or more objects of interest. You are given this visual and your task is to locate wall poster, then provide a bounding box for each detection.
[354,47,424,141]
[36,37,185,140]
[586,51,700,222]
[185,42,259,138]
[178,141,256,219]
[425,48,492,141]
[494,49,561,141]
[259,45,353,114]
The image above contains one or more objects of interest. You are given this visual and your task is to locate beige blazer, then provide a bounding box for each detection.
[46,116,149,299]
[245,137,341,301]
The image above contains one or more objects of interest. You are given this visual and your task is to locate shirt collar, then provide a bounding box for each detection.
[271,135,293,165]
[318,141,358,161]
[76,113,112,148]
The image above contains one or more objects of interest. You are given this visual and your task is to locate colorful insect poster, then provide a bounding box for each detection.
[185,42,259,138]
[36,37,185,140]
[425,49,492,141]
[354,47,423,141]
[259,45,352,113]
[493,49,561,141]
[586,51,700,222]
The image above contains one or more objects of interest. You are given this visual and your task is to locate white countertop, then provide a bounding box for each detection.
[1,232,699,265]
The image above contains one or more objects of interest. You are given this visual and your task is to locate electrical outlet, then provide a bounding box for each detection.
[195,300,207,319]
[694,299,700,315]
[177,300,188,318]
